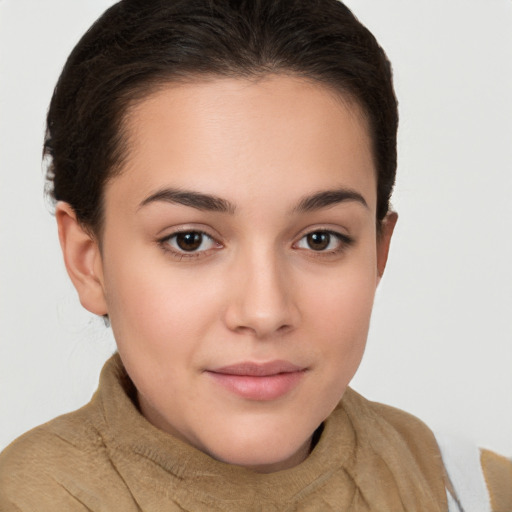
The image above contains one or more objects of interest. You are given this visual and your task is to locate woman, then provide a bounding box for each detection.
[1,0,510,510]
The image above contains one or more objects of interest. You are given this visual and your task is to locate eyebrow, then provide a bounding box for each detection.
[139,186,367,214]
[139,188,236,213]
[294,188,368,213]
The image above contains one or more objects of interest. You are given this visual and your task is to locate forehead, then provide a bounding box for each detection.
[108,75,376,213]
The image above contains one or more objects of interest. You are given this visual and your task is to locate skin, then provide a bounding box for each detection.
[57,75,397,473]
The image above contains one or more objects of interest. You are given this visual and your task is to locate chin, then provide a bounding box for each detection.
[201,422,314,473]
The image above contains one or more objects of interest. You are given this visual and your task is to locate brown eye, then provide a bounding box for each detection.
[175,232,204,251]
[295,230,352,254]
[164,231,218,254]
[306,232,331,251]
[161,230,221,259]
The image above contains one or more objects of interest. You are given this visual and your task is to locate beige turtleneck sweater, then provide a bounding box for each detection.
[0,353,499,511]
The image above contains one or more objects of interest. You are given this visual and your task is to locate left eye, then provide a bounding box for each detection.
[165,231,217,253]
[295,231,347,252]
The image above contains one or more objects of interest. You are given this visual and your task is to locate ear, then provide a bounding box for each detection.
[376,211,398,283]
[55,202,108,316]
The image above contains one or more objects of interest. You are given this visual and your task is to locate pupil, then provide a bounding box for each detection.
[176,232,202,251]
[307,232,330,251]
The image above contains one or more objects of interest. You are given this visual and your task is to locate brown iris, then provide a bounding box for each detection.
[175,232,203,251]
[306,232,331,251]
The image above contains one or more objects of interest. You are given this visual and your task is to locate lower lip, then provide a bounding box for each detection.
[207,371,305,401]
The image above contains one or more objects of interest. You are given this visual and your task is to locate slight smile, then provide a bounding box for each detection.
[206,361,308,401]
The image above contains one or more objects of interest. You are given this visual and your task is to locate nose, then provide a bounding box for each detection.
[223,248,300,338]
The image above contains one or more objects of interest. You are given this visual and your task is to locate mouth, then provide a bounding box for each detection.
[205,361,307,401]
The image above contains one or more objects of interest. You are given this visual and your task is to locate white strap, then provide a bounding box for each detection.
[435,433,492,512]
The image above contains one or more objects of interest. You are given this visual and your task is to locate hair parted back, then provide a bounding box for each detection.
[44,0,398,235]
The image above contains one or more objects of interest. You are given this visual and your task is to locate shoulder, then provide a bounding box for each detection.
[342,391,512,511]
[372,406,512,512]
[0,405,103,510]
[0,404,134,511]
[370,400,512,512]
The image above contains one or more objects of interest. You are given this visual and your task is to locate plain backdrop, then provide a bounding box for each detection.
[1,0,511,455]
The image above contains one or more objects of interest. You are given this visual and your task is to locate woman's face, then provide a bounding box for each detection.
[71,75,395,472]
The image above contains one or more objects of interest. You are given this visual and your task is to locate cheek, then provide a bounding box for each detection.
[102,249,221,355]
[293,260,377,423]
[304,254,377,366]
[311,252,377,322]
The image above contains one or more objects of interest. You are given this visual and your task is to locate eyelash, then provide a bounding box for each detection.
[293,230,354,256]
[158,228,353,261]
[158,229,221,261]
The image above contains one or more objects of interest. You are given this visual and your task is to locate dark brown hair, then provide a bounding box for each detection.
[44,0,398,235]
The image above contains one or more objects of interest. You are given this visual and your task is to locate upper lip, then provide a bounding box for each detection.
[209,360,305,376]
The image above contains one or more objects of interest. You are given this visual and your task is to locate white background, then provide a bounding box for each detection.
[1,0,511,455]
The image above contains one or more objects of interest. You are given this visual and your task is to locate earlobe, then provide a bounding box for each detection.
[55,202,108,316]
[376,211,398,283]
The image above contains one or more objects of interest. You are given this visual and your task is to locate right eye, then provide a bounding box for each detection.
[162,231,219,255]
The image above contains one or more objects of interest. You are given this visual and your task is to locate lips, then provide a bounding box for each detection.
[206,361,307,401]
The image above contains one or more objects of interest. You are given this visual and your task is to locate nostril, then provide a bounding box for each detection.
[276,324,293,334]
